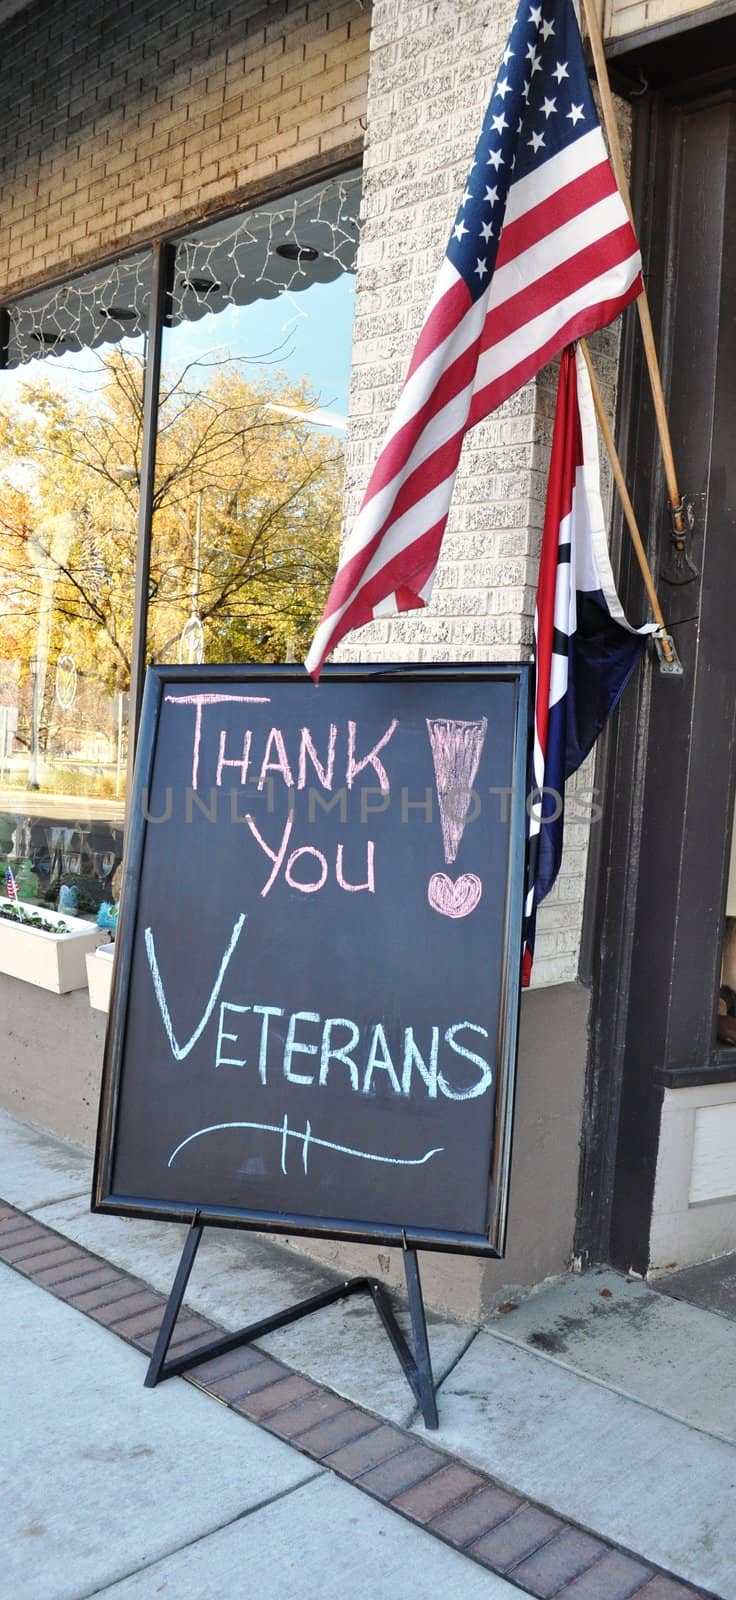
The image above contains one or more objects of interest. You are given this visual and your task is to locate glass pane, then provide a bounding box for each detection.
[148,172,360,668]
[0,253,151,921]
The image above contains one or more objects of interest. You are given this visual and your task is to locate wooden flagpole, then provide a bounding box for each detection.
[579,338,668,635]
[580,0,690,545]
[578,0,683,668]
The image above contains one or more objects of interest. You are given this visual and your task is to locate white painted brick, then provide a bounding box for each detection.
[333,0,631,987]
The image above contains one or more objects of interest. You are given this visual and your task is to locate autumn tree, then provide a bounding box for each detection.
[0,346,343,717]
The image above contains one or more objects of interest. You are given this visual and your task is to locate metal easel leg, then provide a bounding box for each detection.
[368,1243,438,1429]
[144,1214,373,1389]
[144,1222,438,1426]
[403,1246,439,1429]
[145,1212,203,1387]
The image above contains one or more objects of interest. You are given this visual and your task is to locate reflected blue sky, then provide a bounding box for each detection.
[0,273,358,432]
[161,274,357,426]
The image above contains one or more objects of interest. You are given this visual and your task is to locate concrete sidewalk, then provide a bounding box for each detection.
[1,1109,732,1599]
[4,1264,526,1600]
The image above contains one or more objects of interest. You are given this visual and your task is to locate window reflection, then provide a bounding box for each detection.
[149,173,360,667]
[0,253,150,918]
[0,174,361,924]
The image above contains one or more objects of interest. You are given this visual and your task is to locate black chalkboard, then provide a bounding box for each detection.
[93,664,529,1256]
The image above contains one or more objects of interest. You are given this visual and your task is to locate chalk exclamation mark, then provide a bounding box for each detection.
[425,717,487,919]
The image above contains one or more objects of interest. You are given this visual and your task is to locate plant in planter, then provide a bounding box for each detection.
[0,901,68,934]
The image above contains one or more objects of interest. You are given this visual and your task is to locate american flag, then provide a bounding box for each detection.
[5,865,19,904]
[306,0,642,679]
[522,344,657,983]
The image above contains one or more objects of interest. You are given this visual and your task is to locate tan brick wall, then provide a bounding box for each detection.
[604,0,720,36]
[0,0,370,298]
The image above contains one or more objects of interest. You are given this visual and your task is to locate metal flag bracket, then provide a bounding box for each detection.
[654,629,684,675]
[143,1212,439,1429]
[661,495,698,586]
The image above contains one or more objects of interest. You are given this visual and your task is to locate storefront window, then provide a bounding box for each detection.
[0,175,360,924]
[0,254,150,918]
[148,173,360,667]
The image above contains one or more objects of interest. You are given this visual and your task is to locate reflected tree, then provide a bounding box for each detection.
[0,348,343,723]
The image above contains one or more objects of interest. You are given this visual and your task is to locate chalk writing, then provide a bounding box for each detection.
[426,717,488,919]
[166,695,398,797]
[99,666,525,1252]
[167,1115,444,1175]
[144,914,245,1060]
[164,694,270,788]
[428,871,483,919]
[426,717,488,862]
[145,918,494,1102]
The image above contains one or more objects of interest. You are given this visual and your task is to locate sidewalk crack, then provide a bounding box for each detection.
[68,1471,327,1600]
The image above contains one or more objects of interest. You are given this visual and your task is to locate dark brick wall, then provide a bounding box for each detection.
[0,0,369,296]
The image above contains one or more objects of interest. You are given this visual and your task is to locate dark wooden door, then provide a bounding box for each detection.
[580,80,736,1271]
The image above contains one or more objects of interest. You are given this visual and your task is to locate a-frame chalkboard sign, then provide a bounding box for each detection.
[93,663,529,1426]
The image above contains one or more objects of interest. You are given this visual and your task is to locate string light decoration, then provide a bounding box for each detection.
[6,172,362,368]
[169,172,361,325]
[7,253,152,367]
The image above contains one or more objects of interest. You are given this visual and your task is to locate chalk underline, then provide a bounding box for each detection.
[167,1116,444,1175]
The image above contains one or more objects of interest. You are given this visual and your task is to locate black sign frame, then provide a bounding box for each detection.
[93,662,530,1258]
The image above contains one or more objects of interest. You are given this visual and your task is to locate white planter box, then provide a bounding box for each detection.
[0,897,105,994]
[86,942,115,1013]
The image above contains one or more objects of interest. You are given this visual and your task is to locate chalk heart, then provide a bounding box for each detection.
[427,871,482,919]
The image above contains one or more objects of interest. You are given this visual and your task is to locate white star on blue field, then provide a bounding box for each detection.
[447,0,598,302]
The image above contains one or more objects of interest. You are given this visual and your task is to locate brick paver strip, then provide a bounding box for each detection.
[292,1404,380,1458]
[49,1259,120,1291]
[267,1389,348,1440]
[470,1505,564,1573]
[0,1235,66,1264]
[430,1483,521,1546]
[163,1313,218,1349]
[112,1307,176,1342]
[511,1527,608,1597]
[161,1327,219,1360]
[98,1290,165,1326]
[638,1580,708,1600]
[357,1440,443,1501]
[324,1421,412,1478]
[189,1344,268,1384]
[79,1273,161,1312]
[393,1462,485,1524]
[241,1373,317,1420]
[0,1218,44,1244]
[0,1207,37,1224]
[68,1277,137,1312]
[6,1240,78,1271]
[33,1257,113,1289]
[129,1319,217,1359]
[209,1355,289,1402]
[561,1550,655,1599]
[62,1266,123,1301]
[0,1199,712,1600]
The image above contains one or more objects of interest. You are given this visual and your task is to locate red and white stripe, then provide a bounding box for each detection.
[306,127,641,679]
[521,343,656,984]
